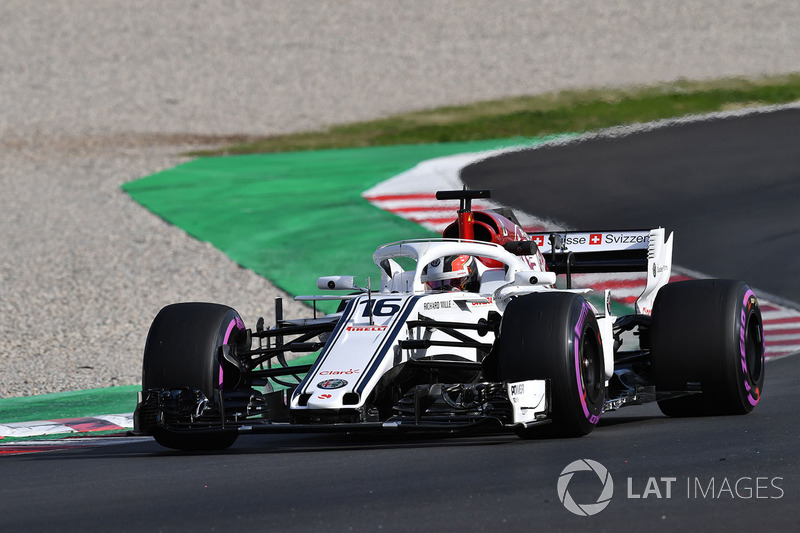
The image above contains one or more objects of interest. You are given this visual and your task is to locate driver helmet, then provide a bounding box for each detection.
[421,255,479,292]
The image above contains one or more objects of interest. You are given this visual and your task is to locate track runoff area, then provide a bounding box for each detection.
[2,107,797,447]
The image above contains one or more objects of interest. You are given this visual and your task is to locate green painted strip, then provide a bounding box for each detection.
[0,386,139,424]
[0,355,319,427]
[122,138,543,314]
[0,430,131,443]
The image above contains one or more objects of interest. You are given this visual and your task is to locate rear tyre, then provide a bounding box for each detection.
[651,280,765,417]
[142,302,247,451]
[496,293,604,438]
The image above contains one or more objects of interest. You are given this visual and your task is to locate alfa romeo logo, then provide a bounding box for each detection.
[557,459,614,516]
[316,379,348,389]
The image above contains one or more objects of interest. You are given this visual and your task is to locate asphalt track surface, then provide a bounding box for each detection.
[1,355,796,531]
[462,107,800,305]
[2,116,797,531]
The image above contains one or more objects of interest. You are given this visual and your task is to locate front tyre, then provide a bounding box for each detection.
[496,293,604,438]
[142,302,247,451]
[651,280,765,417]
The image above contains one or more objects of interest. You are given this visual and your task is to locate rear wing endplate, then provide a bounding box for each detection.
[528,228,673,315]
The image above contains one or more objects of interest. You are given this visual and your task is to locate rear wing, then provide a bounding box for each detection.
[528,228,673,315]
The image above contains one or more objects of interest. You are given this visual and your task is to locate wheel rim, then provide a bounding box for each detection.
[581,332,603,405]
[219,315,245,390]
[744,312,764,391]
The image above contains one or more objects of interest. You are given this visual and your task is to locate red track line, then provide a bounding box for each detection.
[766,340,800,347]
[762,317,800,326]
[385,204,492,213]
[53,418,126,433]
[764,328,800,335]
[407,217,461,225]
[363,193,436,202]
[0,445,80,456]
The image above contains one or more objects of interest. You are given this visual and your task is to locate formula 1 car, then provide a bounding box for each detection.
[133,189,766,450]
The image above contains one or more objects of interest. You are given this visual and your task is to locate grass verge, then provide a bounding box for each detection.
[0,386,139,424]
[194,74,800,156]
[0,354,318,427]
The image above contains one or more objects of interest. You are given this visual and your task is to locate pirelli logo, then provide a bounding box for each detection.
[346,326,388,332]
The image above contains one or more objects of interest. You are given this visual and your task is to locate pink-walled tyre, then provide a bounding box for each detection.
[497,293,604,438]
[651,280,765,417]
[142,302,246,451]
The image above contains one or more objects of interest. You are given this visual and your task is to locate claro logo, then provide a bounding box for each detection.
[318,369,360,376]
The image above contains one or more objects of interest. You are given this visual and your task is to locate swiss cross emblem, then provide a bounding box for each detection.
[532,236,545,246]
[589,233,602,245]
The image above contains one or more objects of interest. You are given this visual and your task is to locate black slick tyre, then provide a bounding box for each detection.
[142,302,246,451]
[496,292,604,438]
[650,280,765,417]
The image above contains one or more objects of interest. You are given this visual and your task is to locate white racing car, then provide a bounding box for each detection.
[133,189,766,450]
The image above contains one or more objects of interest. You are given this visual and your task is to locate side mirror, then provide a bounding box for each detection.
[503,240,539,256]
[514,271,557,286]
[317,276,357,291]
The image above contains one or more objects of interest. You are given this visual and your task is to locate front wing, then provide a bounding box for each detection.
[133,378,551,436]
